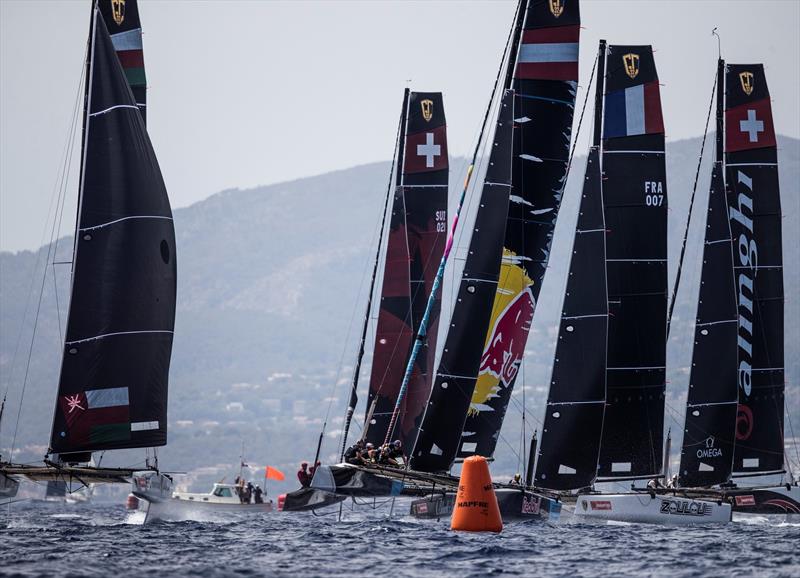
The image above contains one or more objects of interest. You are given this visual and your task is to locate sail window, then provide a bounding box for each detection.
[68,348,78,355]
[160,240,170,264]
[441,381,449,389]
[566,325,574,332]
[700,329,709,336]
[466,285,476,294]
[552,411,561,419]
[692,410,701,417]
[83,234,92,241]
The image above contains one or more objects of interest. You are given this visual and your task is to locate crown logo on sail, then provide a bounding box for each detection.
[421,99,434,122]
[111,0,126,26]
[549,0,565,18]
[739,71,754,96]
[623,53,640,79]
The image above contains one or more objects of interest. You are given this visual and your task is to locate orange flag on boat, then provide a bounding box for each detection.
[265,466,285,481]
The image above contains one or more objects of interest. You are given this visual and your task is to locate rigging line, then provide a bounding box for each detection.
[666,69,718,337]
[338,95,405,458]
[5,58,86,458]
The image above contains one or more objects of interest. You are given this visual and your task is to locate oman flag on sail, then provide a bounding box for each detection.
[58,387,155,446]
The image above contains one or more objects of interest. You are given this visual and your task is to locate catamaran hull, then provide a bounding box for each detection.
[410,489,562,522]
[574,494,731,525]
[725,485,800,515]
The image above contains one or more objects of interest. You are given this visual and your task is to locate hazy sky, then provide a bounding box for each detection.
[1,0,798,252]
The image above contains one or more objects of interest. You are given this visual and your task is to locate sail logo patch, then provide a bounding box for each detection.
[729,170,757,400]
[421,99,434,122]
[521,495,541,515]
[623,53,640,79]
[739,71,754,95]
[603,81,664,138]
[659,499,712,516]
[549,0,565,17]
[111,0,126,26]
[416,133,441,168]
[470,251,534,416]
[725,99,776,152]
[696,436,722,459]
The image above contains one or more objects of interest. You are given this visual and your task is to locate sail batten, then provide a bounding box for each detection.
[49,10,175,456]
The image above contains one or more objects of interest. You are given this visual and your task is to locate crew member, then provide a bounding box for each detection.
[297,462,311,488]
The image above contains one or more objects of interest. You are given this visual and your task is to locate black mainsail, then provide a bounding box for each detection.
[364,92,448,449]
[724,64,784,477]
[596,45,668,480]
[678,61,739,488]
[49,10,176,458]
[458,0,582,462]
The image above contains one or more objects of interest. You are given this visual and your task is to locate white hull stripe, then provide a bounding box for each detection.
[81,215,173,232]
[547,400,605,406]
[110,29,143,51]
[577,228,605,234]
[461,277,496,283]
[706,239,731,245]
[86,387,129,409]
[438,373,477,381]
[518,43,579,63]
[485,182,512,187]
[90,104,140,117]
[67,330,174,346]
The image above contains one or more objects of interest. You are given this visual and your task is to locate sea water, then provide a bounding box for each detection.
[2,500,799,577]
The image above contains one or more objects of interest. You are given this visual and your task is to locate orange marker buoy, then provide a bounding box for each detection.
[450,455,503,533]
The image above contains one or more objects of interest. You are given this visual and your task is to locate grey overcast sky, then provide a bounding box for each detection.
[1,0,798,252]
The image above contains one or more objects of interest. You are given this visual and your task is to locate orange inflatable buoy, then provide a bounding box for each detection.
[450,455,503,532]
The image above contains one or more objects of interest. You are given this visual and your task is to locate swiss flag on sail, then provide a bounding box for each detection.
[404,126,448,174]
[725,98,776,153]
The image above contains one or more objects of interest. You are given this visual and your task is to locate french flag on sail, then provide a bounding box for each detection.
[603,81,664,139]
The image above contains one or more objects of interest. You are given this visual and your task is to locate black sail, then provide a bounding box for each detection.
[98,0,147,123]
[597,45,667,479]
[49,13,176,456]
[410,90,514,472]
[724,64,784,476]
[535,147,607,490]
[365,92,448,449]
[678,163,739,487]
[457,0,582,461]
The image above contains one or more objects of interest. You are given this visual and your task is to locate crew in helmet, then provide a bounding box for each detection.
[297,461,311,488]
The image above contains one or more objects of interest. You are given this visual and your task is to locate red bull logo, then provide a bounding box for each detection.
[478,287,535,388]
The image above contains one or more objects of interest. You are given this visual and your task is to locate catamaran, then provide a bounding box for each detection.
[674,57,798,514]
[0,0,176,506]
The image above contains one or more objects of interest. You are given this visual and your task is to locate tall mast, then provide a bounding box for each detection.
[593,40,607,147]
[339,90,408,458]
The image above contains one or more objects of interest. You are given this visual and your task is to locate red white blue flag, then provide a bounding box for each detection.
[603,80,664,139]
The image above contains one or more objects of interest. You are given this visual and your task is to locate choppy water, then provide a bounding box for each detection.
[2,500,799,577]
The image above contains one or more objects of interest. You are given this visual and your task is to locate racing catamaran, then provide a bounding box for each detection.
[0,0,176,502]
[676,58,798,514]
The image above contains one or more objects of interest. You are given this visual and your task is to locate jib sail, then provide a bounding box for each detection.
[364,92,448,449]
[49,10,176,457]
[596,45,668,480]
[457,0,581,462]
[678,61,739,488]
[724,64,784,476]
